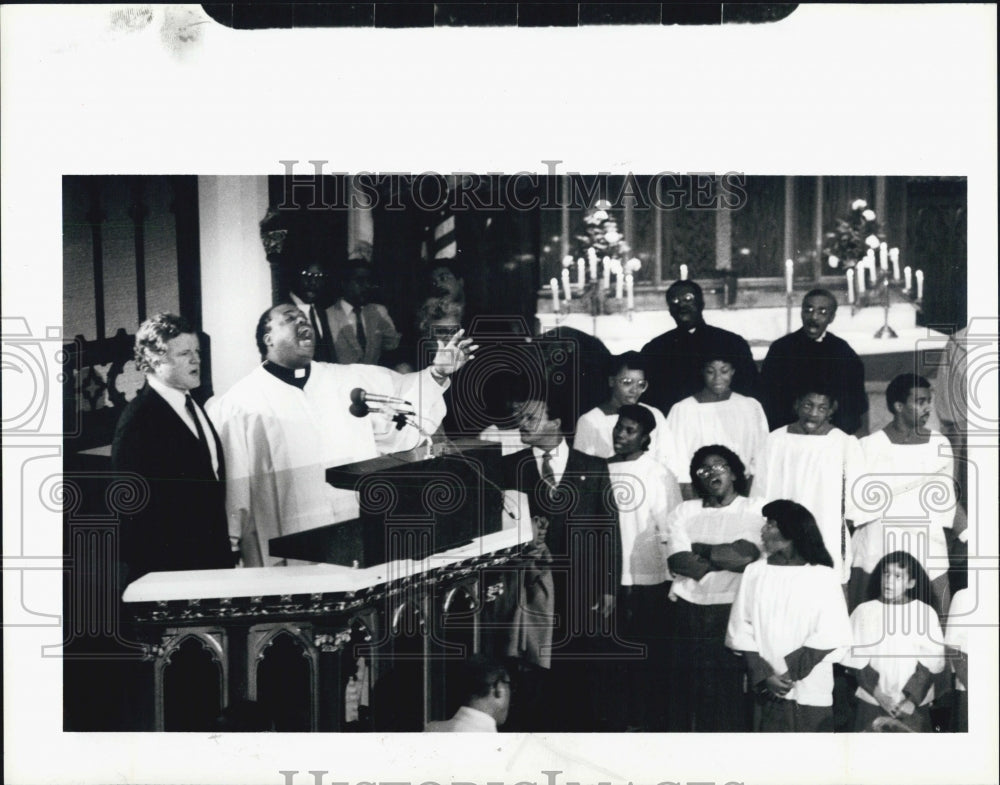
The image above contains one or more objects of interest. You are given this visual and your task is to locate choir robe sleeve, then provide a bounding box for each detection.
[725,560,761,655]
[359,364,448,454]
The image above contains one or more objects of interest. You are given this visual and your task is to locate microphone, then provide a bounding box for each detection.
[350,388,412,408]
[349,402,371,418]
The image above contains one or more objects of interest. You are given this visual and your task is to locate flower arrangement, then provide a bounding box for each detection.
[822,198,883,269]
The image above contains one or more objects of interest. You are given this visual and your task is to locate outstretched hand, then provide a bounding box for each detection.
[430,328,478,381]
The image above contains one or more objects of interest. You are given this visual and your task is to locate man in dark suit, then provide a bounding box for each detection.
[112,314,234,584]
[289,261,336,363]
[640,279,759,416]
[759,288,868,435]
[502,393,623,731]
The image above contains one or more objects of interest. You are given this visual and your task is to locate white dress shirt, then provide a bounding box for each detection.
[146,375,220,478]
[531,438,569,485]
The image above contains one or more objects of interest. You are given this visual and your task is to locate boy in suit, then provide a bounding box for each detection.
[502,393,622,731]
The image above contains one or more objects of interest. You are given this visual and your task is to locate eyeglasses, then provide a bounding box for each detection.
[695,463,730,479]
[802,306,832,316]
[614,377,648,390]
[299,271,328,280]
[668,293,698,305]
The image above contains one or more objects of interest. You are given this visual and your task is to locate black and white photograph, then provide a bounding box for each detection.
[3,5,998,785]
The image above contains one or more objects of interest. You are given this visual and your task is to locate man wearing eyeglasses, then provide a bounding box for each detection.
[759,288,868,436]
[288,261,336,363]
[640,280,760,417]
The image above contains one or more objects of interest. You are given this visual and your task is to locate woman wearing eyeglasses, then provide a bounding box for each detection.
[663,347,770,500]
[573,352,670,466]
[661,444,765,732]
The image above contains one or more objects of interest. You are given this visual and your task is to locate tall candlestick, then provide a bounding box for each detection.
[846,269,855,304]
[889,248,900,281]
[550,278,560,311]
[857,264,866,296]
[879,242,888,272]
[603,259,611,291]
[915,269,924,300]
[587,256,597,282]
[626,274,634,310]
[562,268,572,302]
[615,269,624,300]
[785,259,794,294]
[679,264,689,281]
[903,265,912,292]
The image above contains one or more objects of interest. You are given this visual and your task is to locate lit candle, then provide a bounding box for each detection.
[679,264,689,281]
[857,264,866,296]
[903,265,912,292]
[550,278,560,311]
[879,242,888,272]
[915,269,924,300]
[562,268,572,302]
[785,259,794,294]
[626,274,634,310]
[889,248,900,281]
[846,268,855,304]
[603,258,611,291]
[588,256,597,282]
[615,268,624,300]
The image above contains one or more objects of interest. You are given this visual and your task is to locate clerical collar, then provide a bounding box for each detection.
[803,329,827,343]
[263,360,310,389]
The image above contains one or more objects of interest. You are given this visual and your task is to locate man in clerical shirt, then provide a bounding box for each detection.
[112,314,234,582]
[208,302,476,567]
[639,279,760,417]
[759,288,868,436]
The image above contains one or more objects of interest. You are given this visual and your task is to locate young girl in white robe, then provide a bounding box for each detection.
[573,352,669,466]
[726,499,853,732]
[664,353,768,499]
[847,550,946,732]
[753,385,863,585]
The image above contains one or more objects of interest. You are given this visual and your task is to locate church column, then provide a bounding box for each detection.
[198,176,272,397]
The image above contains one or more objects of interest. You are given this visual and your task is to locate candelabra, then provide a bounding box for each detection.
[849,264,923,338]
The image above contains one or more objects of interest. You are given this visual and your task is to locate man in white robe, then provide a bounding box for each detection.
[208,302,476,566]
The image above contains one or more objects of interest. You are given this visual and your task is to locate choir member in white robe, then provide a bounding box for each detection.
[607,405,681,731]
[573,351,670,467]
[753,387,864,585]
[847,551,946,732]
[849,375,958,616]
[726,499,853,732]
[663,356,769,495]
[208,303,476,566]
[663,445,764,732]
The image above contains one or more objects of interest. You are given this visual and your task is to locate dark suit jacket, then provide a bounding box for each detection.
[759,328,868,434]
[111,384,232,582]
[502,447,621,650]
[640,322,760,416]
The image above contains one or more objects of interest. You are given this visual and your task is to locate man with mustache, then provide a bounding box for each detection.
[208,302,476,566]
[640,279,759,417]
[760,288,868,436]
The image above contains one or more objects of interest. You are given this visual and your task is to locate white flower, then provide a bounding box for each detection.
[626,257,642,272]
[865,234,880,249]
[828,255,840,268]
[851,199,868,211]
[862,209,876,221]
[562,255,574,268]
[592,209,609,223]
[604,229,621,244]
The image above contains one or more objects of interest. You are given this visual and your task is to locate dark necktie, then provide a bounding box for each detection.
[184,394,214,475]
[354,307,367,353]
[541,450,557,496]
[309,305,322,339]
